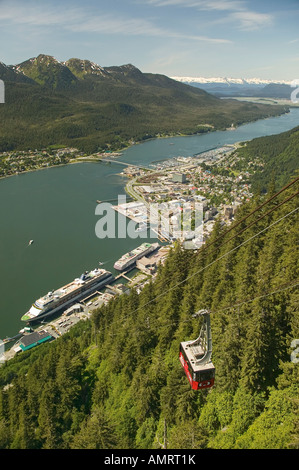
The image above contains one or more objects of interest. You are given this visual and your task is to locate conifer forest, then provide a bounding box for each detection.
[0,175,298,450]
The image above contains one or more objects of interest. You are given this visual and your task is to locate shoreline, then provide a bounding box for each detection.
[0,106,293,182]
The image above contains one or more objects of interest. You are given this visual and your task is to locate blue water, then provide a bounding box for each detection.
[121,108,299,166]
[0,108,298,337]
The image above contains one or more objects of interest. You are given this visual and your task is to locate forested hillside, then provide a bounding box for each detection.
[0,54,288,153]
[234,125,299,192]
[0,177,298,449]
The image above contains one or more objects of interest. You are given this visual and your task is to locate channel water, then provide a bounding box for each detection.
[0,108,299,338]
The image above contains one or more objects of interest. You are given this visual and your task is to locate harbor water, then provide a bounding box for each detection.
[0,108,299,338]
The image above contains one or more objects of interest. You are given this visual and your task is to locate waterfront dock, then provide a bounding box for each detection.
[0,244,170,364]
[96,196,133,204]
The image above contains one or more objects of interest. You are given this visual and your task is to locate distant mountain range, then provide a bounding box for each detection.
[172,76,292,85]
[0,55,289,152]
[171,76,294,99]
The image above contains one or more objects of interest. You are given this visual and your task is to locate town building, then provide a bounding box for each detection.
[172,172,187,183]
[18,330,53,352]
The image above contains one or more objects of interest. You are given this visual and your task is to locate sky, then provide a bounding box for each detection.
[0,0,299,80]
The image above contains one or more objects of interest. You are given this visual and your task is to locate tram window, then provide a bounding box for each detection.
[194,352,204,360]
[199,369,215,382]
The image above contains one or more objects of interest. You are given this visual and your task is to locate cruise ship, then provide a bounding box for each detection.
[113,242,159,271]
[21,268,114,323]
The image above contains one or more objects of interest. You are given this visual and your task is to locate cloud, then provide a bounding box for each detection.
[71,14,231,43]
[143,0,246,11]
[0,2,82,26]
[229,11,273,31]
[0,1,232,44]
[143,0,274,31]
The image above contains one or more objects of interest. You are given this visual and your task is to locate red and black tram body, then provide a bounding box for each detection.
[179,341,215,390]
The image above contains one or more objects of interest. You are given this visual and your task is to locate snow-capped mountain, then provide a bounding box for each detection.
[171,76,294,98]
[171,76,292,86]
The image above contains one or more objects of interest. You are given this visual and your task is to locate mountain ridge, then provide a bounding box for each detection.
[0,54,289,153]
[8,54,156,88]
[171,76,293,85]
[171,75,295,99]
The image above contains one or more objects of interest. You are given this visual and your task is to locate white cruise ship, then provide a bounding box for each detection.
[21,268,114,322]
[113,242,159,271]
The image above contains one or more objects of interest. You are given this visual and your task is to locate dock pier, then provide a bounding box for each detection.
[96,197,133,204]
[3,333,22,344]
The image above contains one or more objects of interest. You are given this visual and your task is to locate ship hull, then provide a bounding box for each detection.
[21,272,114,323]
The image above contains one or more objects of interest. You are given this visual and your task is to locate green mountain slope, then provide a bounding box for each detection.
[234,125,299,191]
[0,174,298,449]
[0,62,34,84]
[16,54,78,89]
[0,54,288,153]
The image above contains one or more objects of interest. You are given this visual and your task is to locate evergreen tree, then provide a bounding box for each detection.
[71,406,118,449]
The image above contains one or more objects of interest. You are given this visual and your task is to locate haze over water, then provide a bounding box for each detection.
[0,108,298,338]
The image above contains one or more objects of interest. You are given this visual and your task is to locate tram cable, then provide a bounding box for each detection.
[194,278,299,319]
[103,203,298,329]
[102,203,298,390]
[201,176,299,255]
[137,279,299,334]
[118,179,299,319]
[99,183,299,389]
[200,190,299,259]
[131,205,299,315]
[178,277,299,390]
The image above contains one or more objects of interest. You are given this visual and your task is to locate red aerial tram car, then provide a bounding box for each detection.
[179,310,215,390]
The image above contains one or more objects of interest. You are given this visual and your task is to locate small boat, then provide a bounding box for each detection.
[28,240,34,246]
[98,261,104,265]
